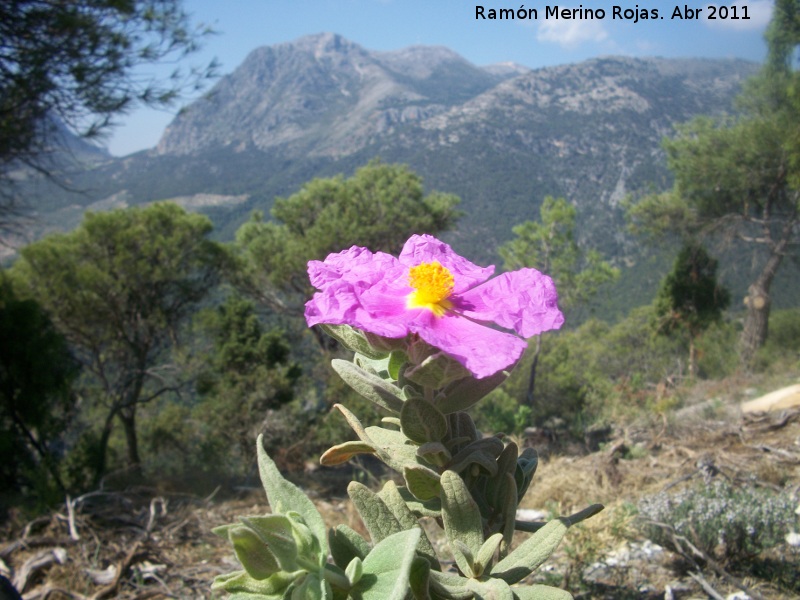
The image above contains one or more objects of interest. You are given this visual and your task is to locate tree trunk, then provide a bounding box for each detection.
[119,407,143,479]
[739,251,784,366]
[7,406,67,492]
[525,335,543,409]
[93,409,118,486]
[688,336,697,379]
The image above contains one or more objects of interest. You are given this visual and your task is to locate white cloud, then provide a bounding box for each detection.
[537,17,608,48]
[703,0,773,31]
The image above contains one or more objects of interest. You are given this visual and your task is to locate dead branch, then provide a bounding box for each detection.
[688,571,726,600]
[13,548,67,594]
[88,540,142,600]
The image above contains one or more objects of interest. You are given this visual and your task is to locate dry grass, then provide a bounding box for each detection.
[2,384,799,599]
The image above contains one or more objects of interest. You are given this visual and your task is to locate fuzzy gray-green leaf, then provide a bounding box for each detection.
[211,570,299,596]
[377,480,439,567]
[429,570,474,600]
[228,526,280,580]
[436,371,508,414]
[448,437,504,476]
[319,324,388,359]
[240,514,298,572]
[331,359,405,413]
[329,524,370,569]
[440,470,484,576]
[352,529,421,600]
[417,441,452,467]
[401,396,448,444]
[364,425,425,472]
[256,435,328,558]
[490,518,570,584]
[515,448,538,500]
[405,352,471,388]
[512,584,573,600]
[466,577,514,600]
[404,465,442,501]
[476,532,504,575]
[348,481,403,544]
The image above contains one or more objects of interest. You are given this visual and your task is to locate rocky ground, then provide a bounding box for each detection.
[1,378,798,600]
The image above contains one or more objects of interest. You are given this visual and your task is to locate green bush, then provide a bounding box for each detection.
[502,306,687,431]
[754,307,800,371]
[472,388,532,435]
[637,478,796,563]
[695,320,739,379]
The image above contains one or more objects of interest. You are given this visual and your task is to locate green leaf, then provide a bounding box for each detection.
[490,518,570,584]
[291,571,330,600]
[436,371,508,414]
[351,528,421,600]
[404,465,442,501]
[364,425,426,472]
[211,569,299,596]
[448,412,480,446]
[354,353,391,378]
[512,584,573,600]
[499,474,518,554]
[397,487,442,519]
[240,514,298,572]
[319,324,388,359]
[348,481,404,544]
[515,448,539,501]
[440,470,484,576]
[476,533,504,576]
[228,525,280,580]
[448,438,504,476]
[331,359,405,413]
[329,524,370,569]
[401,396,448,444]
[378,480,439,568]
[346,556,364,585]
[388,350,407,380]
[429,570,474,600]
[256,435,328,558]
[417,441,452,467]
[405,352,471,388]
[408,556,431,600]
[319,441,376,466]
[455,540,478,577]
[466,577,514,600]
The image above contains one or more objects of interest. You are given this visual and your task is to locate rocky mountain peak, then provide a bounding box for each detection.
[155,34,509,157]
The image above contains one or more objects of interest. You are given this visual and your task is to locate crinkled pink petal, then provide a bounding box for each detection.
[305,281,410,338]
[399,234,494,294]
[456,268,564,338]
[308,246,398,290]
[406,311,529,378]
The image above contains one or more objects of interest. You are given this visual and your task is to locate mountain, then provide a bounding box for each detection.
[156,33,510,157]
[11,33,779,311]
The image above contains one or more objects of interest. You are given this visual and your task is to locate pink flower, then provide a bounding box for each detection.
[305,234,564,379]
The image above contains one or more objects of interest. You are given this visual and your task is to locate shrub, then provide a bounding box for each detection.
[637,478,796,563]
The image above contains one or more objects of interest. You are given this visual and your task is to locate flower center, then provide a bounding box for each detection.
[407,261,454,315]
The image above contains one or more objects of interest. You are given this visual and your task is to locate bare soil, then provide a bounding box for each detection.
[2,384,799,600]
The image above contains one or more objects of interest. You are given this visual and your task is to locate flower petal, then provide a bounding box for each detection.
[399,234,494,294]
[305,282,410,338]
[456,268,564,338]
[308,246,397,290]
[408,312,529,379]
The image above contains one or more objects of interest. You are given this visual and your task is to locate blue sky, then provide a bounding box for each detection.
[106,0,775,156]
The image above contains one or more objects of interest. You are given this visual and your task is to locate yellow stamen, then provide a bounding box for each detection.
[407,262,454,316]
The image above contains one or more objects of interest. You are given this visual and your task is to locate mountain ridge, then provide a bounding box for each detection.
[12,33,784,313]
